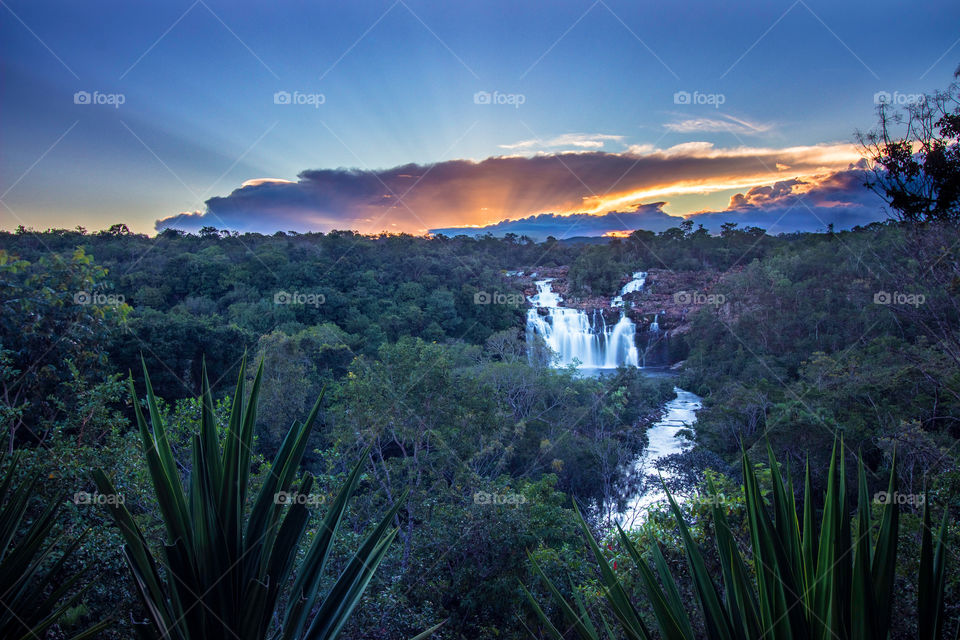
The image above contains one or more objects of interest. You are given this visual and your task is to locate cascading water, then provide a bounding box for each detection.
[520,272,701,526]
[611,271,646,308]
[526,279,639,369]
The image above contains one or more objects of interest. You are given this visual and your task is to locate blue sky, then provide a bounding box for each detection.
[2,0,958,235]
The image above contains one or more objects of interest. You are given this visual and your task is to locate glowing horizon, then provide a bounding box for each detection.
[2,2,955,236]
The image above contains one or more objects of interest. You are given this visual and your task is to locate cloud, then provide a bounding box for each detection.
[155,142,866,235]
[727,179,802,207]
[433,167,886,239]
[430,204,682,238]
[664,114,774,134]
[499,133,625,150]
[240,178,295,188]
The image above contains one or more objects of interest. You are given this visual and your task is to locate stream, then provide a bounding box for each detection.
[615,385,702,527]
[522,274,702,526]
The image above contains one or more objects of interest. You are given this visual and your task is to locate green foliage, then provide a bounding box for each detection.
[249,325,352,457]
[92,360,419,639]
[0,231,538,400]
[527,443,954,639]
[328,338,673,638]
[4,222,959,637]
[569,246,629,297]
[110,307,256,401]
[0,453,111,639]
[16,370,154,638]
[680,223,960,496]
[565,224,776,297]
[0,247,127,447]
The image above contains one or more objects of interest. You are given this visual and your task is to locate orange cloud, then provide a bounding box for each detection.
[157,142,864,235]
[240,178,295,188]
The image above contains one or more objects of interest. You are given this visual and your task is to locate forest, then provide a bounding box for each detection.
[1,71,959,640]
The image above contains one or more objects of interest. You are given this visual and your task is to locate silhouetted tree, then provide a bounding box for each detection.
[859,67,960,223]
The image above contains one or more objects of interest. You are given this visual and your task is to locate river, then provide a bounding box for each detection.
[615,385,702,527]
[522,275,702,526]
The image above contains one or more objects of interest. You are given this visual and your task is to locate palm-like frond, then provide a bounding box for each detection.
[527,442,954,640]
[94,359,418,640]
[0,453,111,640]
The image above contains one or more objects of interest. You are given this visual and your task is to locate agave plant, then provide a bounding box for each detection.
[0,452,110,640]
[93,360,438,640]
[526,443,955,640]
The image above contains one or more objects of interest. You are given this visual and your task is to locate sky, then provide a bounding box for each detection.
[2,0,958,238]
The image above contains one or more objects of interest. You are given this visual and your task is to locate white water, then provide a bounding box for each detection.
[520,273,701,526]
[526,279,639,369]
[611,271,647,308]
[616,387,702,527]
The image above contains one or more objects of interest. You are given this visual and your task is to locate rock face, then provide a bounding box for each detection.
[623,269,732,335]
[509,266,734,336]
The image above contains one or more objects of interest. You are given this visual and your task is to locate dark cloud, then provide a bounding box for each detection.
[430,203,680,238]
[729,179,802,208]
[434,168,887,239]
[692,165,884,234]
[155,144,865,235]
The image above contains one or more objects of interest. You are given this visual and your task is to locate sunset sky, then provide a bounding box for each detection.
[2,0,958,237]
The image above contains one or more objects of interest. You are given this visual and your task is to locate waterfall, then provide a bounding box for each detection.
[527,279,639,369]
[611,271,647,308]
[521,275,696,527]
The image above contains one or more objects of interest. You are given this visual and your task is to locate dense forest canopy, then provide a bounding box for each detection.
[1,68,959,640]
[2,211,959,637]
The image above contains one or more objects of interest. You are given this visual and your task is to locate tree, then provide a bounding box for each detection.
[484,328,526,362]
[0,249,126,450]
[110,309,254,400]
[93,361,433,639]
[859,69,960,223]
[248,325,351,457]
[102,223,130,236]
